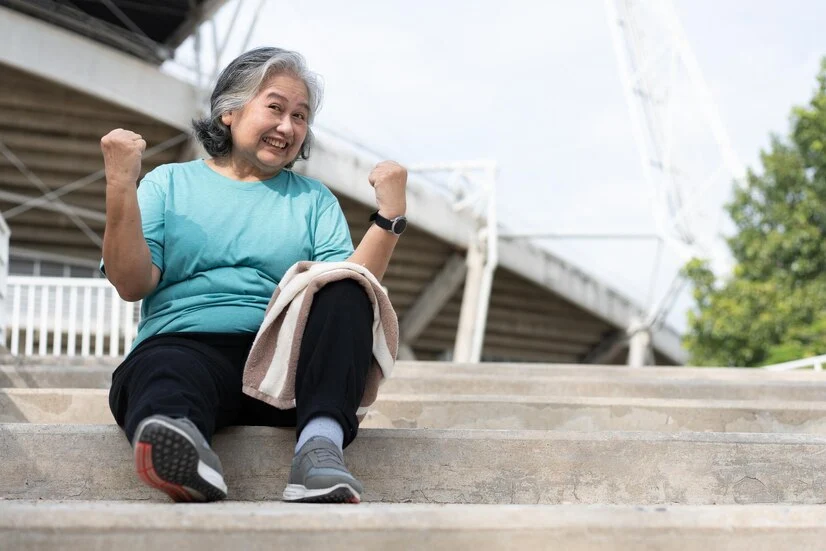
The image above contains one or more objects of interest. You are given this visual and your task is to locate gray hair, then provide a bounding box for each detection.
[192,47,323,168]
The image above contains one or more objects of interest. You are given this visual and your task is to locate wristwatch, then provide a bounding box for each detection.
[370,211,407,235]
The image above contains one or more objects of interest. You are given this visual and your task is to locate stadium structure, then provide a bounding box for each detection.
[0,0,685,365]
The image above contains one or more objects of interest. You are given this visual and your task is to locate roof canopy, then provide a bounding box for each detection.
[0,0,227,63]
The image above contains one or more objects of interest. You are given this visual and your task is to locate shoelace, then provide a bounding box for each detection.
[311,447,344,466]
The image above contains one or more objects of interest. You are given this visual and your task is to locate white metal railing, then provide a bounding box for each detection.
[762,354,826,372]
[4,276,139,357]
[0,214,9,347]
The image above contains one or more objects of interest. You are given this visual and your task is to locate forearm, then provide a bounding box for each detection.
[347,223,400,281]
[103,185,155,301]
[345,160,408,281]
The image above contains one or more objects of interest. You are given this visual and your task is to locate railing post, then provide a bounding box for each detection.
[109,287,120,357]
[10,282,20,355]
[0,213,8,350]
[38,285,48,355]
[67,285,78,357]
[53,286,63,355]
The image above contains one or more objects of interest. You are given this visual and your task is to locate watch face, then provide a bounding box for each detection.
[392,217,407,235]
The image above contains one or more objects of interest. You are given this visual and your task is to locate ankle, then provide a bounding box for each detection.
[296,416,344,454]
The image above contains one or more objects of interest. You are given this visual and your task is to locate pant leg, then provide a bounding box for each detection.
[294,279,374,448]
[109,335,244,444]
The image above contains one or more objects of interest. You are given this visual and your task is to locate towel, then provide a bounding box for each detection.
[242,261,399,416]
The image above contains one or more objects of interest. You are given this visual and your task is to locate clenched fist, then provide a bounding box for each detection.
[100,129,146,187]
[368,161,407,218]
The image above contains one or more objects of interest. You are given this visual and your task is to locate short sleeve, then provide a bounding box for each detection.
[312,197,354,262]
[99,169,167,277]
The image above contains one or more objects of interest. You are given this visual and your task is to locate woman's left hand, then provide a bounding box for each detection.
[368,161,407,217]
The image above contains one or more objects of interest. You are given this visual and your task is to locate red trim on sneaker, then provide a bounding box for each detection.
[134,442,195,502]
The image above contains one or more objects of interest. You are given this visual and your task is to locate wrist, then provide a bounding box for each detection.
[377,207,406,219]
[106,176,138,189]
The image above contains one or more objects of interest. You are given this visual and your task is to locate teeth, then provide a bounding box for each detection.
[263,137,287,149]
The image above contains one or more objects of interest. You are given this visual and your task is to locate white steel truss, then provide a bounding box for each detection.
[604,0,745,364]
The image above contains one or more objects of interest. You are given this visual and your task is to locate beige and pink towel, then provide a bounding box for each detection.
[242,261,399,416]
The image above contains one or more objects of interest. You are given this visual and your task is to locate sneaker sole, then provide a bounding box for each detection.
[134,418,227,503]
[282,483,361,504]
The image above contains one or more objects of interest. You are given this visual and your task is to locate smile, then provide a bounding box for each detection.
[262,136,288,150]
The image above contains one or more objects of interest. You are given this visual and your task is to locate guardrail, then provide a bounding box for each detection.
[761,354,826,372]
[4,276,139,357]
[0,215,9,347]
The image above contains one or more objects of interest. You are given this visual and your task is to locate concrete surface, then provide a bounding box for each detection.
[5,362,826,402]
[3,424,826,504]
[381,373,826,401]
[0,365,113,389]
[3,501,826,550]
[6,389,826,435]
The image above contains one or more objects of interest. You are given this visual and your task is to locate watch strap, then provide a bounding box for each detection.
[369,211,407,235]
[369,210,392,231]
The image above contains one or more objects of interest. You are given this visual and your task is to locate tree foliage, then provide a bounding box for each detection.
[684,58,826,366]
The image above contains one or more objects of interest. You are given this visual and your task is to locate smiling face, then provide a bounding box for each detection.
[220,72,310,179]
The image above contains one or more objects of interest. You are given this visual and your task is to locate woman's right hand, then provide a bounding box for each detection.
[100,129,146,187]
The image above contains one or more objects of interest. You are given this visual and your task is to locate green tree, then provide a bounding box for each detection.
[684,58,826,366]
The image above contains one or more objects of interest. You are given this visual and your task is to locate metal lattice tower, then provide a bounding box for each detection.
[604,0,745,363]
[605,0,744,275]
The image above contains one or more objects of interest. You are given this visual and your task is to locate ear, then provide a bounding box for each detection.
[221,111,233,127]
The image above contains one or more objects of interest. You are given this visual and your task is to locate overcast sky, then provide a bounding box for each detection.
[171,0,826,332]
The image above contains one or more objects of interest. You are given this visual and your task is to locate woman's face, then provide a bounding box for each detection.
[222,72,310,178]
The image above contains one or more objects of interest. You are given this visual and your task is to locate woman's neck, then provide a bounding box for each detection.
[206,154,281,182]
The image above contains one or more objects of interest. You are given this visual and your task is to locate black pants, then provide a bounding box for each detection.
[109,280,374,449]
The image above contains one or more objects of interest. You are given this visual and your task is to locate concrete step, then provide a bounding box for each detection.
[398,361,826,381]
[3,424,826,504]
[5,355,826,379]
[381,373,826,401]
[0,364,113,389]
[6,388,826,434]
[6,363,826,402]
[3,501,826,550]
[4,358,826,390]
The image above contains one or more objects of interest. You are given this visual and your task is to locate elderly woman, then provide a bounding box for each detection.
[100,47,407,504]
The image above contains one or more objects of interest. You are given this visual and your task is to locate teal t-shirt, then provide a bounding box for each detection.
[106,159,354,349]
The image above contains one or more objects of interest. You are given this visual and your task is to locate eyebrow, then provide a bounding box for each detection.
[265,92,310,112]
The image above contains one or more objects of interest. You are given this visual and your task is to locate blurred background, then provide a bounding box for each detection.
[1,0,824,367]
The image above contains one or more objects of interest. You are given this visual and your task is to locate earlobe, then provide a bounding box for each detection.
[221,112,233,126]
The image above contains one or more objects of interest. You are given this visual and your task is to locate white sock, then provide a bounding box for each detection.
[296,416,344,454]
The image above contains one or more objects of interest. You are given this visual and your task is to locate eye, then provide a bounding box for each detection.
[268,104,282,112]
[293,112,307,121]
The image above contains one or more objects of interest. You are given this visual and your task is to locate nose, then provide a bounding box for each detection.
[276,115,294,140]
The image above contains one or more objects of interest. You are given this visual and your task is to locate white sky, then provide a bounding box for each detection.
[173,0,826,332]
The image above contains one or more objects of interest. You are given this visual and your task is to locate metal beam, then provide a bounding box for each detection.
[501,233,660,241]
[627,326,654,367]
[399,253,466,344]
[165,0,231,48]
[0,6,198,131]
[9,246,100,270]
[0,190,105,222]
[0,140,101,246]
[581,330,627,364]
[397,344,417,361]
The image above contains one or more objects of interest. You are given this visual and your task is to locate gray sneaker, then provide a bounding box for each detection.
[133,415,228,502]
[282,436,363,503]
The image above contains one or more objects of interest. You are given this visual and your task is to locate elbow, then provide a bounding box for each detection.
[114,285,147,303]
[109,277,150,302]
[104,261,156,302]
